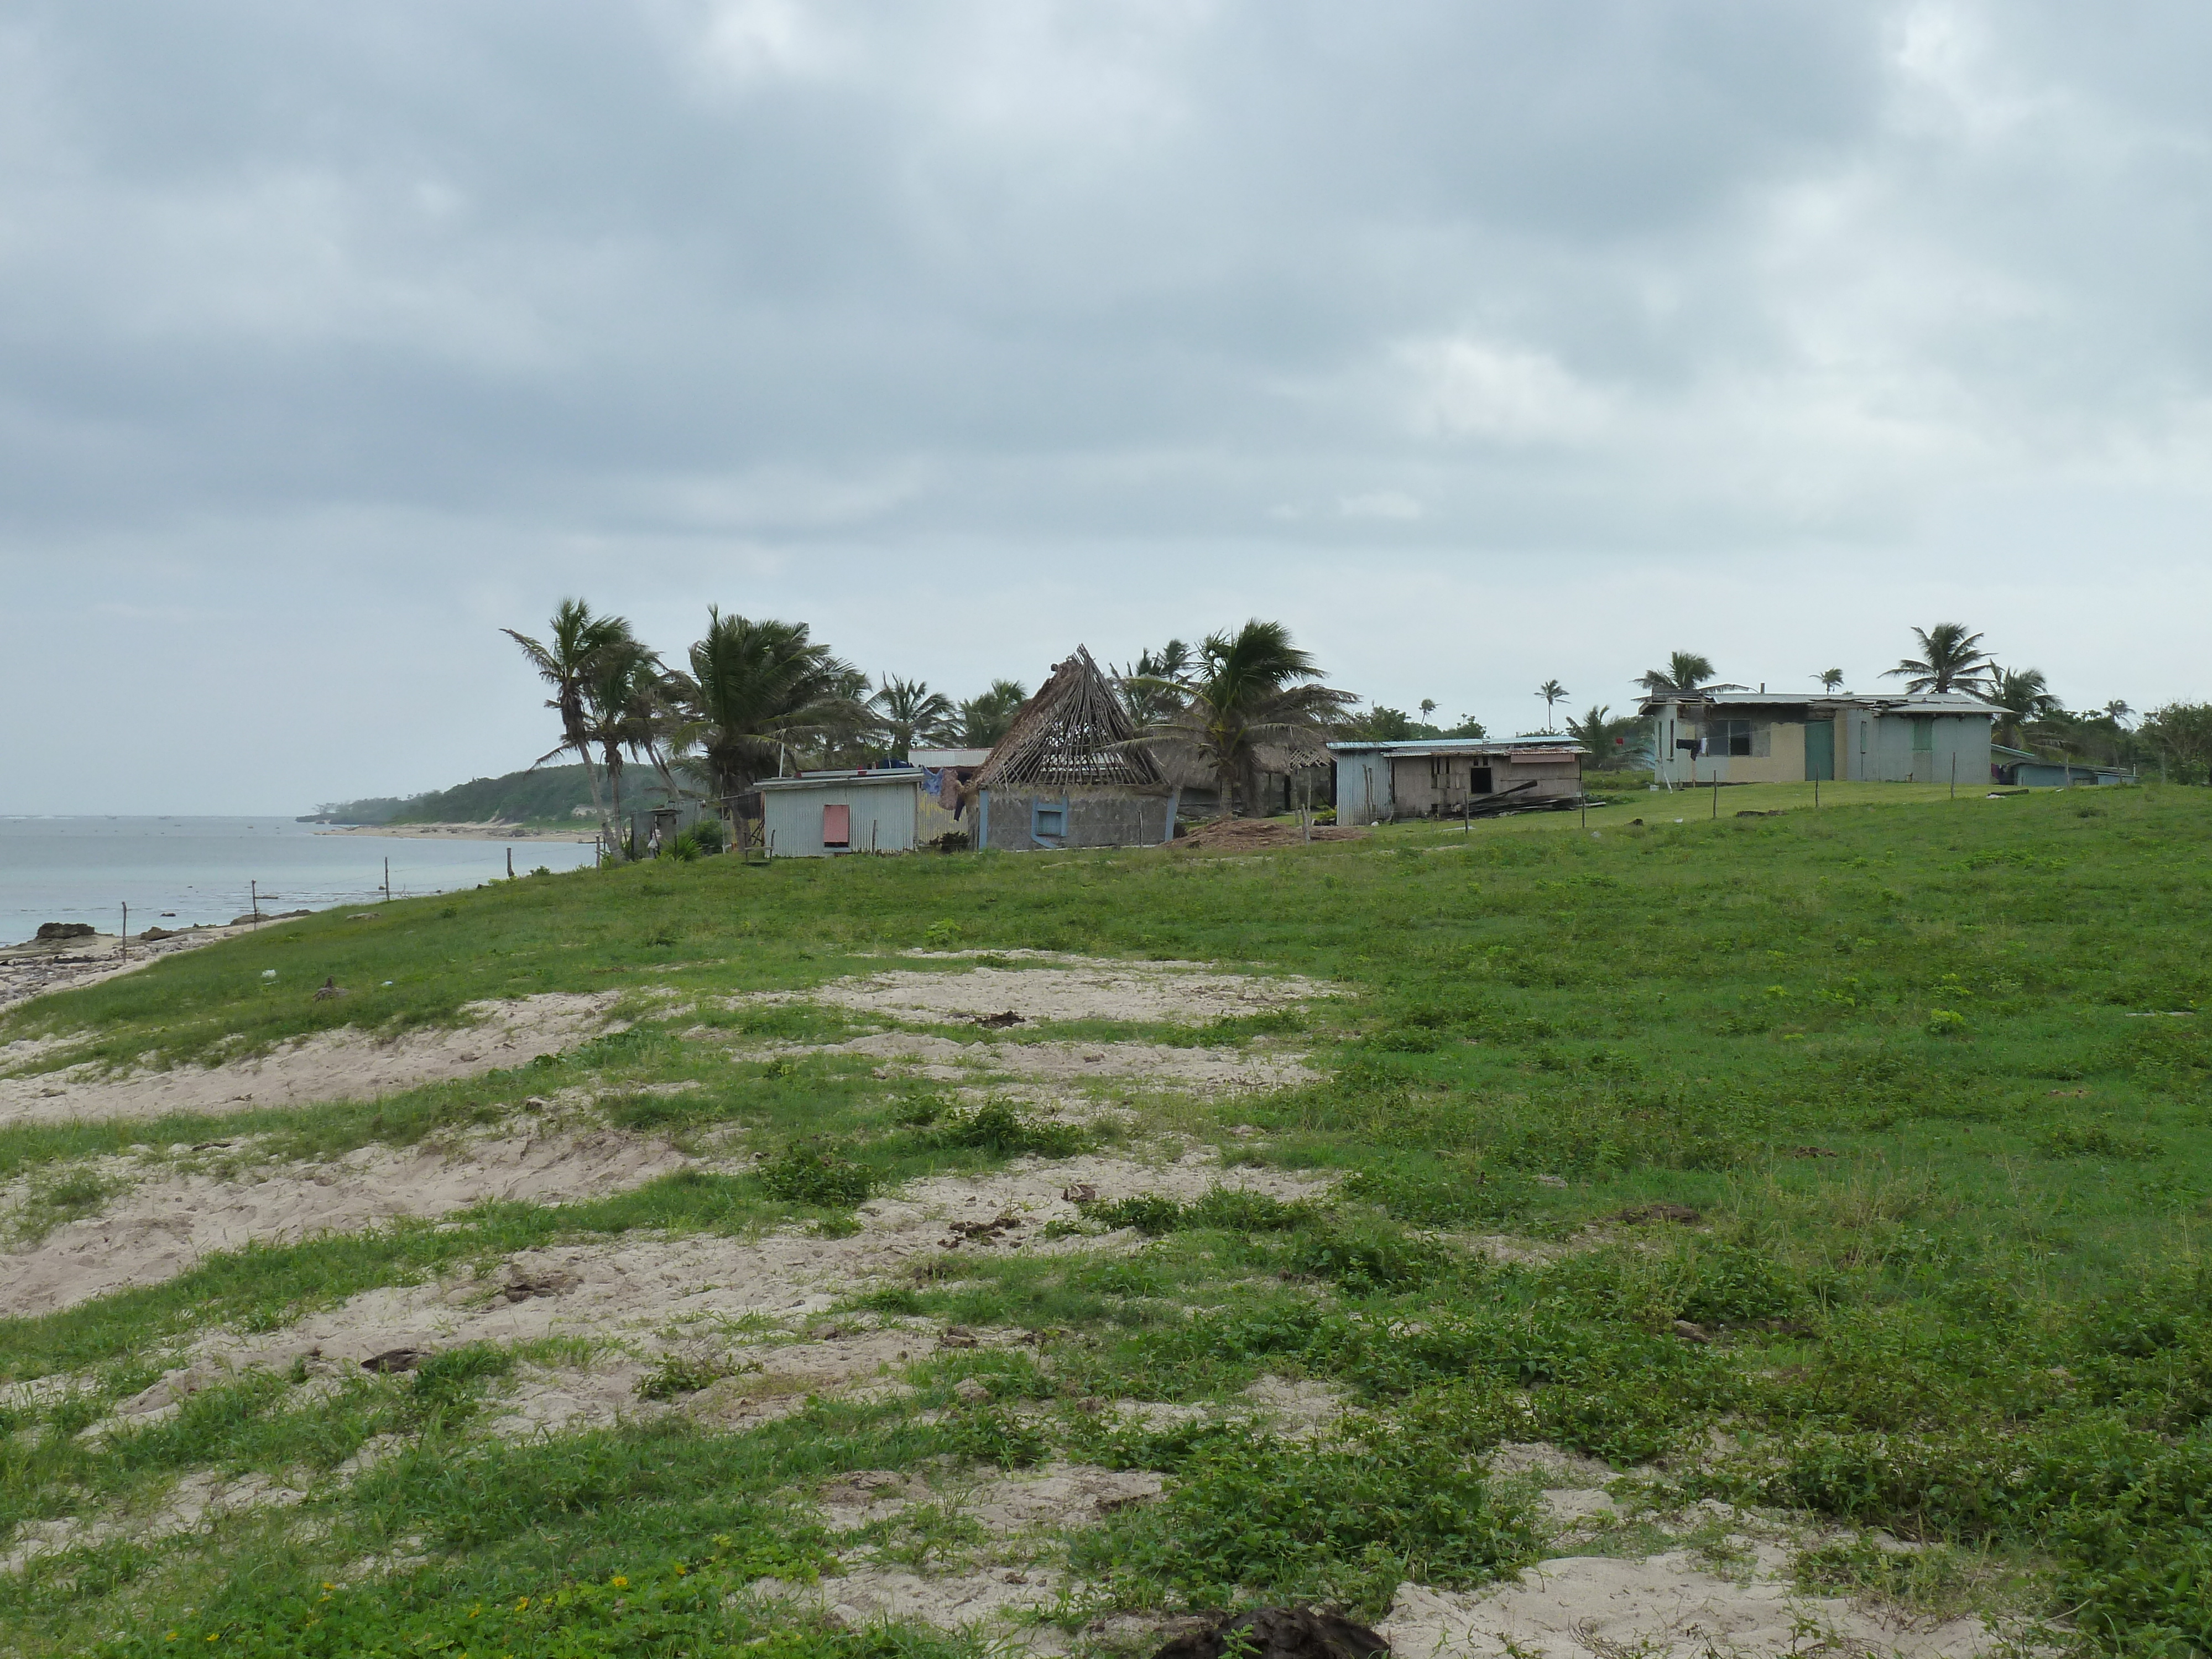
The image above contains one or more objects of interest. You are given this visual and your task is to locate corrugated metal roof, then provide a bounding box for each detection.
[1637,690,2006,717]
[1328,738,1590,757]
[757,771,921,792]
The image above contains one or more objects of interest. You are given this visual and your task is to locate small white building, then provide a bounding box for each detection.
[1640,691,2000,786]
[757,770,919,857]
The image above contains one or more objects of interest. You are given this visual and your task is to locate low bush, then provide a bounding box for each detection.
[755,1141,878,1207]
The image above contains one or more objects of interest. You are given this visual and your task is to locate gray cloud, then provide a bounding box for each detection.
[4,1,2210,810]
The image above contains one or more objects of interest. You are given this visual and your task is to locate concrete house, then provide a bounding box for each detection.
[1641,691,2000,786]
[757,768,920,857]
[1329,738,1587,825]
[970,648,1178,851]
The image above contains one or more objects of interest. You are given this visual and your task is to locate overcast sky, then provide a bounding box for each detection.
[6,1,2210,812]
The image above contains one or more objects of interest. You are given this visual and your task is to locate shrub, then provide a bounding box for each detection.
[633,1352,737,1401]
[1073,1419,1540,1615]
[755,1141,878,1207]
[920,1099,1089,1158]
[1084,1187,1322,1237]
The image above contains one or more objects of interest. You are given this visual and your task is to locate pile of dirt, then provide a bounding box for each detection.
[1168,820,1368,851]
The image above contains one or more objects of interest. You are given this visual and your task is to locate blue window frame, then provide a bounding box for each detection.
[1032,801,1067,843]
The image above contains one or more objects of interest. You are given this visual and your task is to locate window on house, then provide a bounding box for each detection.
[1032,802,1066,841]
[822,804,850,848]
[1707,719,1753,757]
[1911,717,1934,752]
[1470,765,1494,794]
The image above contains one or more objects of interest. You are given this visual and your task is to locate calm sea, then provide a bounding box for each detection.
[0,818,597,942]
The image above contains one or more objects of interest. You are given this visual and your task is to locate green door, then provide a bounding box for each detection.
[1804,718,1835,781]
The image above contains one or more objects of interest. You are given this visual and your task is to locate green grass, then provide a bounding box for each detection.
[4,784,2212,1655]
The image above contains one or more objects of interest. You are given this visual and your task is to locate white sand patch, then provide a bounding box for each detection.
[765,1462,1165,1655]
[487,1358,658,1438]
[1380,1539,2002,1659]
[0,1127,685,1319]
[1236,1374,1347,1435]
[815,1460,1160,1540]
[792,962,1334,1026]
[778,1030,1314,1093]
[121,1154,1330,1391]
[1,1470,306,1575]
[761,1564,1078,1647]
[0,993,621,1129]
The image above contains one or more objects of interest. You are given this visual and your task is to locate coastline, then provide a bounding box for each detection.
[0,917,298,1013]
[316,822,597,843]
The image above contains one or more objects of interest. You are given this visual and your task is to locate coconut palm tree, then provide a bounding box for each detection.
[666,608,867,807]
[1886,624,1993,695]
[2105,699,2133,730]
[1986,666,2061,747]
[1813,668,1845,693]
[870,676,958,760]
[1134,619,1355,816]
[1564,704,1641,766]
[958,680,1030,749]
[583,639,671,844]
[1114,642,1191,728]
[503,598,635,839]
[1636,651,1739,696]
[1535,680,1569,732]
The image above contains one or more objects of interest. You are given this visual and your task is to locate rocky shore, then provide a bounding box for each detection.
[0,918,295,1012]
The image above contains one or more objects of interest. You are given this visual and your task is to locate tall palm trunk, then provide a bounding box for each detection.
[604,744,627,855]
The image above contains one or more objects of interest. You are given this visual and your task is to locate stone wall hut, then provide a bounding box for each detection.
[969,648,1180,850]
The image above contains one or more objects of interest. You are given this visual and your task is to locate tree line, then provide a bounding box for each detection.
[508,603,2212,849]
[504,603,1361,840]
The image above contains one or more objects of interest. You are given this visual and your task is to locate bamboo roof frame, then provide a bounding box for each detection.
[971,646,1165,790]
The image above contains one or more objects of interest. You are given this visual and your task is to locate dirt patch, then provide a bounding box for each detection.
[116,1153,1331,1389]
[1380,1539,2002,1658]
[0,993,620,1129]
[760,1563,1079,1648]
[817,1460,1164,1538]
[1,1469,306,1575]
[779,1030,1315,1093]
[765,1461,1167,1655]
[1166,820,1369,852]
[0,1126,685,1319]
[796,962,1334,1027]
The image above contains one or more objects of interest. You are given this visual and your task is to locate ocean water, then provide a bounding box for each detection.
[0,818,598,942]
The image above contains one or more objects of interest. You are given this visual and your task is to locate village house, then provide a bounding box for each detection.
[1640,690,2000,786]
[1329,737,1587,825]
[757,767,921,857]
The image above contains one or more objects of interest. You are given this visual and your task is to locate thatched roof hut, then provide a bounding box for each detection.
[969,646,1175,850]
[971,647,1162,790]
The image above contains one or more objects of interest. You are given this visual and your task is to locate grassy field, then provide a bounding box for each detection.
[2,781,2209,1657]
